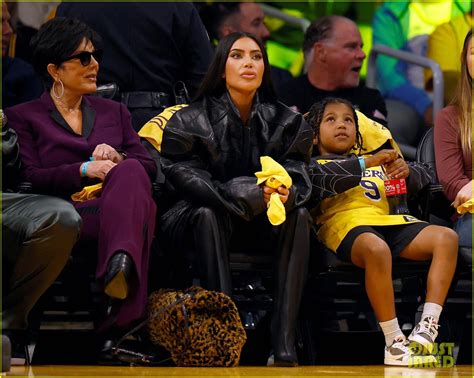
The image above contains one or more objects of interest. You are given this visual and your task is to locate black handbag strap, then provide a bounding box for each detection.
[173,81,189,105]
[111,292,194,365]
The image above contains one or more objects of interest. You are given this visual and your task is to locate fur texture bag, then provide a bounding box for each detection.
[147,286,247,367]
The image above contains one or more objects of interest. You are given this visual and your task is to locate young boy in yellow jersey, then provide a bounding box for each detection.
[306,98,458,366]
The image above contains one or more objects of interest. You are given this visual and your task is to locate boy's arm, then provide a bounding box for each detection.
[308,157,363,202]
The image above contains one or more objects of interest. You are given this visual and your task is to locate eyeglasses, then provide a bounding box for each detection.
[58,50,103,66]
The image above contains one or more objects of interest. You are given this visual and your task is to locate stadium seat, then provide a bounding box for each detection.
[416,127,471,269]
[416,127,472,363]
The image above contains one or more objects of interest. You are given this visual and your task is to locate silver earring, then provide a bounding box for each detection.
[52,80,64,99]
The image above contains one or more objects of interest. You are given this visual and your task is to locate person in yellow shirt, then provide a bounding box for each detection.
[373,0,471,126]
[425,12,473,103]
[306,97,458,366]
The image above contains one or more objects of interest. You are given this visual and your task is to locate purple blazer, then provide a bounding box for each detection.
[5,92,156,198]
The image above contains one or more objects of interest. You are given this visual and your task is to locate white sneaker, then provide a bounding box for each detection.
[408,316,439,354]
[384,336,437,367]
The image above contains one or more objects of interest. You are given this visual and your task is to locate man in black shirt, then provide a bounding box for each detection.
[56,2,213,130]
[279,16,387,126]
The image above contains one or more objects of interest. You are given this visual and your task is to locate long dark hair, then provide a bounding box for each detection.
[194,32,277,102]
[451,29,472,157]
[305,97,363,155]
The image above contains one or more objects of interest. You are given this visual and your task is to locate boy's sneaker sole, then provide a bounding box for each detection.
[384,335,438,367]
[385,354,438,367]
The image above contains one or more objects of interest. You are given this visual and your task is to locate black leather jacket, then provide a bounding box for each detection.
[160,91,313,220]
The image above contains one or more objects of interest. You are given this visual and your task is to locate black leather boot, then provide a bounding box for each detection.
[2,335,11,372]
[271,274,301,367]
[104,252,132,300]
[191,207,233,295]
[271,207,311,367]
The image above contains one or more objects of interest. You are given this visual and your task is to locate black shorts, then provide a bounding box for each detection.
[337,222,430,263]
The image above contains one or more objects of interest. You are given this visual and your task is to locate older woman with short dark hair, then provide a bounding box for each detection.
[5,17,157,331]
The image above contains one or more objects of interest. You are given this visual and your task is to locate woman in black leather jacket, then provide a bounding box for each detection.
[159,32,313,366]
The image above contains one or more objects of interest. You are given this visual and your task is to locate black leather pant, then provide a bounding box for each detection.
[160,201,311,363]
[270,206,311,363]
[2,193,82,330]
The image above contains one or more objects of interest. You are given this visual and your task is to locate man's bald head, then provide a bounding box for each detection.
[304,16,366,90]
[303,15,352,54]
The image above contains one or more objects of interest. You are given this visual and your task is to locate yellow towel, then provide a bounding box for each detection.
[255,156,292,226]
[457,198,474,215]
[351,110,403,157]
[71,183,103,202]
[138,104,188,152]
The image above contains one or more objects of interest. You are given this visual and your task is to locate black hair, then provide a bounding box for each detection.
[30,17,102,89]
[194,32,277,102]
[199,2,242,42]
[303,15,346,53]
[304,97,363,155]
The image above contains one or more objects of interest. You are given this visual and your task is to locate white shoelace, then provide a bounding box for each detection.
[391,336,409,349]
[421,317,440,336]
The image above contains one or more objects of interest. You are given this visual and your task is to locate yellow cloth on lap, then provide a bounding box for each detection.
[255,156,292,226]
[266,193,286,226]
[457,198,474,215]
[71,183,103,202]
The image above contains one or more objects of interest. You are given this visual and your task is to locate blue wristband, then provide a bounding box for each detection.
[358,157,366,172]
[81,161,90,177]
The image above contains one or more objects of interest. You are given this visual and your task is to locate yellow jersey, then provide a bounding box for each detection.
[315,160,421,253]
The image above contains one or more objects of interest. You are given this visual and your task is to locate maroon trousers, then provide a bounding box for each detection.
[73,159,156,328]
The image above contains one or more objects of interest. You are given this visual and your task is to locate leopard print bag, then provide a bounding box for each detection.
[147,286,247,367]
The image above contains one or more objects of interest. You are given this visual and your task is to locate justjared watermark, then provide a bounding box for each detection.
[408,342,455,368]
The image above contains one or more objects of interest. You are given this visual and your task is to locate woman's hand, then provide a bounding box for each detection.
[263,184,289,204]
[92,143,124,163]
[276,186,289,204]
[384,158,410,179]
[453,180,473,208]
[82,160,117,181]
[364,149,398,169]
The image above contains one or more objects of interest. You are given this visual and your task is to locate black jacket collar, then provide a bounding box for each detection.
[207,90,260,126]
[41,92,96,138]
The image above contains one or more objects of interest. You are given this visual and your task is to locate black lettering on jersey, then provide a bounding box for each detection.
[362,170,385,180]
